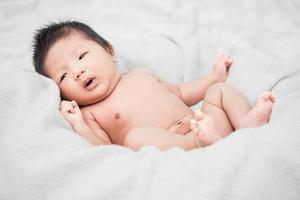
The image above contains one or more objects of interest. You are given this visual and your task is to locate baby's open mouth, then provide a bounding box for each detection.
[84,78,95,89]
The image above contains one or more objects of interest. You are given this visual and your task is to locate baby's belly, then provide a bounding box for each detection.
[107,112,194,145]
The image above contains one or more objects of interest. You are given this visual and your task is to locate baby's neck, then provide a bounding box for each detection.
[101,71,123,101]
[112,73,123,91]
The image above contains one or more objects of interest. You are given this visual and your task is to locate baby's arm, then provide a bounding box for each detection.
[60,100,111,145]
[152,54,232,106]
[178,54,233,106]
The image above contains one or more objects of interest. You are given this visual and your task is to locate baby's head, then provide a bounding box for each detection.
[32,21,121,106]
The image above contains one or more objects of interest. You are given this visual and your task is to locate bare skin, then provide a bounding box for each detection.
[44,31,275,151]
[190,91,276,146]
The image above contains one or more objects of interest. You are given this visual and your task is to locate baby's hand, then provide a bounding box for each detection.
[60,100,85,127]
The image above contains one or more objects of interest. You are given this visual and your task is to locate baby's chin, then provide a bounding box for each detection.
[75,83,110,106]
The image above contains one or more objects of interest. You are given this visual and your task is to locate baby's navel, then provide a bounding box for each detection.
[115,112,121,119]
[176,121,182,125]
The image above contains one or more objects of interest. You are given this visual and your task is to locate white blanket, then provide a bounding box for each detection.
[0,0,300,199]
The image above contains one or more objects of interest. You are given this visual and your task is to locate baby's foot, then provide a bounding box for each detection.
[190,111,222,147]
[239,91,276,128]
[211,54,233,82]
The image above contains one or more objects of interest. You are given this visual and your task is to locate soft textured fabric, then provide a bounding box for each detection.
[0,0,299,199]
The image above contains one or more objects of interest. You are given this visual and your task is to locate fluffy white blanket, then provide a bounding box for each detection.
[0,0,300,199]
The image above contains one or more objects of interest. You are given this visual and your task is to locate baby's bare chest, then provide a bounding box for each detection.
[90,72,193,143]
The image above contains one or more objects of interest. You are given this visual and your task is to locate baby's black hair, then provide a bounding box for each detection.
[32,20,111,76]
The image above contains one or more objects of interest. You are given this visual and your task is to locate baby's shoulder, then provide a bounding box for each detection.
[127,67,162,82]
[129,66,153,75]
[80,106,94,119]
[80,104,103,120]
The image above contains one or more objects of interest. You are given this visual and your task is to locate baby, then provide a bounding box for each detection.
[33,21,275,151]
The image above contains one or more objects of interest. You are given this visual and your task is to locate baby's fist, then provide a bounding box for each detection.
[60,100,84,127]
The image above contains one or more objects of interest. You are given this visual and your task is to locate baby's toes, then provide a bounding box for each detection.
[197,130,216,146]
[226,58,233,66]
[259,91,272,101]
[190,119,198,130]
[197,129,205,139]
[268,94,276,103]
[225,56,233,66]
[195,110,205,121]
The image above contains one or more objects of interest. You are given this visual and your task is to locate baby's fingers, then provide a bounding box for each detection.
[60,100,75,113]
[71,100,80,108]
[71,100,81,112]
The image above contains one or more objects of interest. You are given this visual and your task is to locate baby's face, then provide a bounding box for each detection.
[44,32,121,106]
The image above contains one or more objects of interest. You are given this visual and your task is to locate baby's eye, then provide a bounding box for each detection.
[79,51,88,60]
[60,73,67,83]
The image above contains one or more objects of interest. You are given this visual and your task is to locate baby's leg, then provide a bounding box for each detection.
[124,127,198,151]
[238,91,275,128]
[200,83,249,137]
[196,83,275,137]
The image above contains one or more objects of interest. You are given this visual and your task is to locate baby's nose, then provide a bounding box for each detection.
[73,68,86,80]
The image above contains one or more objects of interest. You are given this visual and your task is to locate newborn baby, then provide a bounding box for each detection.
[33,21,275,150]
